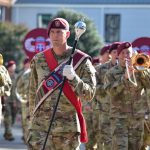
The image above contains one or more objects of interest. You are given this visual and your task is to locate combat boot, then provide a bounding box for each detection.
[3,133,15,141]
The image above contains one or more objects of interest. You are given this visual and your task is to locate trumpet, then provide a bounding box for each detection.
[125,53,150,86]
[132,53,150,71]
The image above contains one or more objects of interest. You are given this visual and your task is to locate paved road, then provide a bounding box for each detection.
[0,115,27,150]
[0,115,85,150]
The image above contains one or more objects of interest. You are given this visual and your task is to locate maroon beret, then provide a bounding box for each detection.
[23,57,30,65]
[100,45,110,55]
[117,42,132,55]
[6,60,16,69]
[92,57,99,65]
[47,18,69,36]
[109,42,121,53]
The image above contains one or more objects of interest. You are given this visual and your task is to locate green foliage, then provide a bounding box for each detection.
[0,22,28,67]
[54,9,103,57]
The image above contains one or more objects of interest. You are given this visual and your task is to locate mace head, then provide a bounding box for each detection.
[74,21,86,40]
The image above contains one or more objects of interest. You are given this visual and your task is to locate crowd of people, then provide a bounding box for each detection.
[0,17,150,150]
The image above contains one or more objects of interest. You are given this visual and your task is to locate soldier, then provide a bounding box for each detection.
[84,44,111,150]
[95,42,120,150]
[27,18,96,150]
[16,57,31,142]
[0,54,12,124]
[98,45,110,65]
[104,42,150,150]
[3,60,17,141]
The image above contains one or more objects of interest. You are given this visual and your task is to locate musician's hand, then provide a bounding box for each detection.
[124,58,135,79]
[63,65,76,80]
[124,67,135,79]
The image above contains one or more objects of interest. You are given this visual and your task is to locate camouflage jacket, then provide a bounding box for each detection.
[104,64,150,118]
[5,72,18,103]
[16,68,31,102]
[95,60,116,112]
[28,49,96,134]
[0,65,11,96]
[95,60,115,98]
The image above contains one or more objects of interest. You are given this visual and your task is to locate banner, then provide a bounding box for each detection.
[23,28,52,59]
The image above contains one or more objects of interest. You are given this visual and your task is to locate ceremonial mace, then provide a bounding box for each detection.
[42,20,86,150]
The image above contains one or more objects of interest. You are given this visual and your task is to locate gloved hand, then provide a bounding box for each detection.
[63,65,76,80]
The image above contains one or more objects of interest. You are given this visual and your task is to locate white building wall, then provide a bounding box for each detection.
[104,7,150,42]
[12,5,150,43]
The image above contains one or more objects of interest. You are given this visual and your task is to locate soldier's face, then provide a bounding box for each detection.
[99,51,110,63]
[110,49,118,61]
[49,28,70,47]
[118,47,132,65]
[24,62,30,69]
[8,64,16,73]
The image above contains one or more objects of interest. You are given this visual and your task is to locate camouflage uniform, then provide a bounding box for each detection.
[83,100,96,150]
[95,60,116,150]
[0,65,12,123]
[3,71,17,140]
[83,58,101,150]
[27,49,96,150]
[104,64,150,150]
[16,68,31,142]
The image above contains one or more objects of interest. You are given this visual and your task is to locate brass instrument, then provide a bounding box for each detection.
[125,53,150,86]
[0,53,3,65]
[132,53,150,71]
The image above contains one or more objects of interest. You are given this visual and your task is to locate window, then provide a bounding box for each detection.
[0,6,4,21]
[105,14,120,43]
[37,14,53,28]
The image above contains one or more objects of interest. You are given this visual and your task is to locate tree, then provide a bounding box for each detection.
[0,22,28,68]
[54,9,103,57]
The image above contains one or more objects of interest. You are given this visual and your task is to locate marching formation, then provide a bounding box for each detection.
[0,17,150,150]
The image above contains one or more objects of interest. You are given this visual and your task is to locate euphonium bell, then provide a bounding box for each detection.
[132,53,150,71]
[0,54,3,65]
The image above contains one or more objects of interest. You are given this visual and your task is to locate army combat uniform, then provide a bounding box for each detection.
[16,68,31,142]
[0,65,12,140]
[104,65,150,150]
[3,61,18,141]
[27,48,96,150]
[0,65,12,123]
[95,60,116,149]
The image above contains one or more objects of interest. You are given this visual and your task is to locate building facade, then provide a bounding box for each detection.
[12,0,150,43]
[0,0,12,21]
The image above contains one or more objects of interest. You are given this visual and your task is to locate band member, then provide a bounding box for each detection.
[0,54,12,125]
[3,60,17,141]
[16,57,31,142]
[95,42,120,150]
[84,44,110,150]
[104,42,150,150]
[27,18,96,150]
[98,45,110,64]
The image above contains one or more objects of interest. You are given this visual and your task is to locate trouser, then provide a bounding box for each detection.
[98,112,111,150]
[111,117,144,150]
[3,102,13,134]
[27,131,80,150]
